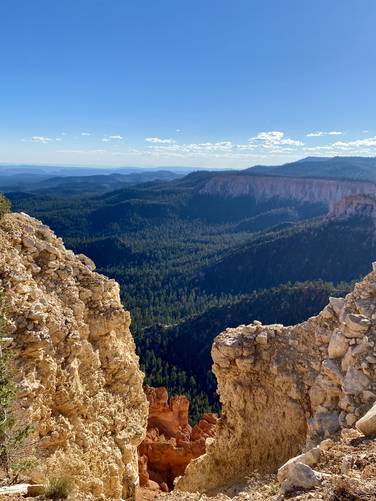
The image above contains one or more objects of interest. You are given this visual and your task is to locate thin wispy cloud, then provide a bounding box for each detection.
[145,137,176,144]
[57,149,108,154]
[306,131,343,137]
[102,135,123,142]
[81,132,91,136]
[31,136,52,144]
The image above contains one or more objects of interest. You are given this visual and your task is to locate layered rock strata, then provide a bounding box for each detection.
[138,386,217,490]
[0,212,148,500]
[200,174,376,209]
[178,264,376,493]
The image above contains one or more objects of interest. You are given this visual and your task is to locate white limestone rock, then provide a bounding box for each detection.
[356,402,376,436]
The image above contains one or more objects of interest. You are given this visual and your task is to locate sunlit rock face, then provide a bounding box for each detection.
[177,264,376,493]
[0,212,148,501]
[200,174,376,209]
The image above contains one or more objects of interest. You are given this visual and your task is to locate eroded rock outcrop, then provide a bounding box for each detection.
[329,194,376,222]
[177,264,376,493]
[0,212,148,500]
[138,386,217,490]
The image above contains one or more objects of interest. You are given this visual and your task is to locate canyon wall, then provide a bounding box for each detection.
[177,264,376,493]
[0,212,148,500]
[200,174,376,209]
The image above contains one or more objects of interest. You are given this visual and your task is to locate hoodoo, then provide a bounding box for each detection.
[138,386,217,490]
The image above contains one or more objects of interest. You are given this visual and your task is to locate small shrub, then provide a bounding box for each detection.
[0,194,10,220]
[0,288,33,479]
[46,476,74,500]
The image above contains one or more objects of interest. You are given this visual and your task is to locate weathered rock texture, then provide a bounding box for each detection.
[329,194,376,222]
[138,386,217,490]
[0,212,148,500]
[177,264,376,493]
[200,174,376,209]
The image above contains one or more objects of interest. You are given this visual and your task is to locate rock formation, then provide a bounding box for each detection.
[200,174,376,209]
[0,212,148,500]
[138,386,217,490]
[329,194,376,222]
[177,263,376,493]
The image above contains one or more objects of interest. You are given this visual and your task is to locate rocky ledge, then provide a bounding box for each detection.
[177,262,376,494]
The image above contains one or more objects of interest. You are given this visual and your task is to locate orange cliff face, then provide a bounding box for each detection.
[328,194,376,221]
[138,386,217,491]
[200,174,376,209]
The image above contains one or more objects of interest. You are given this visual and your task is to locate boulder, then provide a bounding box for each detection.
[328,331,348,359]
[280,462,323,494]
[344,313,371,337]
[342,367,370,395]
[356,402,376,436]
[277,447,321,483]
[329,297,345,316]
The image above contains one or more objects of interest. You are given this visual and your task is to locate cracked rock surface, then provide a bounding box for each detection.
[0,213,148,501]
[177,264,376,493]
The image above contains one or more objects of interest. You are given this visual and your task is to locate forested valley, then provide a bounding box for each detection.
[6,161,376,421]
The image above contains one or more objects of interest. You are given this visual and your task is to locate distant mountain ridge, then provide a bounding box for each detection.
[248,156,376,182]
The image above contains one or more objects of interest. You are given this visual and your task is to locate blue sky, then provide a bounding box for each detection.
[1,0,376,168]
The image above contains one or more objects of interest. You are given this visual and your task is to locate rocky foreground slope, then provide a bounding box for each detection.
[0,212,148,500]
[177,262,376,495]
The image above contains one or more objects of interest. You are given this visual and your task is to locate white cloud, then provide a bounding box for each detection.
[306,131,343,137]
[81,132,91,136]
[176,129,182,133]
[145,137,176,144]
[57,149,107,154]
[31,136,52,144]
[249,131,303,147]
[332,136,376,149]
[102,135,124,142]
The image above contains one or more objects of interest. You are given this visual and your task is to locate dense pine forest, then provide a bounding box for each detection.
[5,163,376,421]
